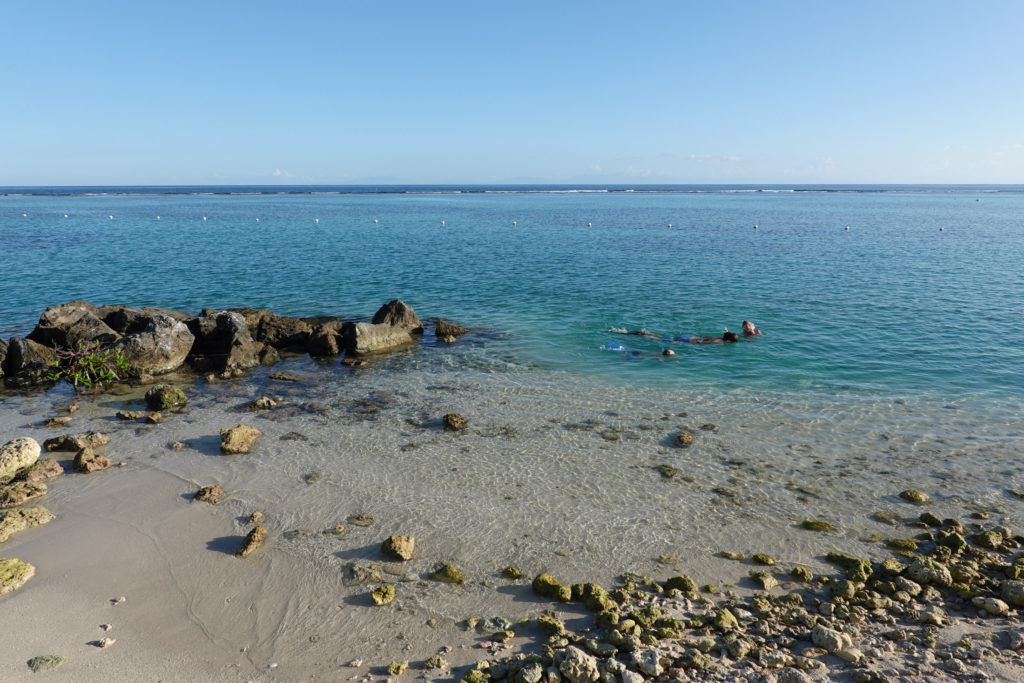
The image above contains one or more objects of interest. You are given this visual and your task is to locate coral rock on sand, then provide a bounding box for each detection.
[381,535,415,561]
[0,557,36,596]
[0,438,41,485]
[220,424,261,454]
[27,654,66,673]
[236,525,267,557]
[195,485,224,505]
[43,431,110,453]
[0,481,47,509]
[15,458,63,483]
[0,507,55,544]
[73,448,111,473]
[443,413,468,431]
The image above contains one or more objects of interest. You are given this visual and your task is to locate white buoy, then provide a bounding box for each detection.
[588,222,592,227]
[754,225,758,230]
[109,215,114,219]
[512,220,517,226]
[63,214,68,218]
[22,213,27,217]
[157,216,161,220]
[939,227,944,231]
[255,218,259,223]
[667,223,673,228]
[203,216,207,221]
[315,218,319,223]
[374,219,379,224]
[845,225,850,231]
[441,220,445,226]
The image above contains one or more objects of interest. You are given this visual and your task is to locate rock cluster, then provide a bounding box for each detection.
[465,512,1024,682]
[2,299,472,389]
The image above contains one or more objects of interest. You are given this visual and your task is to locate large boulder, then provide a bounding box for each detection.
[306,319,344,356]
[228,309,312,351]
[372,300,423,333]
[99,305,194,335]
[0,338,8,379]
[28,301,120,349]
[340,322,417,356]
[187,311,260,373]
[113,314,194,376]
[0,438,41,485]
[3,338,56,387]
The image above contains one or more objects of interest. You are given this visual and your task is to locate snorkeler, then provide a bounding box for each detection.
[742,320,763,336]
[672,331,739,344]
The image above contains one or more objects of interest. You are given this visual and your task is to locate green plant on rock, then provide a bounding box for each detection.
[47,341,130,389]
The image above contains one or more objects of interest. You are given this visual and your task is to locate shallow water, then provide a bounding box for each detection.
[2,186,1023,675]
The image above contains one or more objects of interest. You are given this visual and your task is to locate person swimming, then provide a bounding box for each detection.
[612,324,752,344]
[673,331,739,344]
[742,320,762,336]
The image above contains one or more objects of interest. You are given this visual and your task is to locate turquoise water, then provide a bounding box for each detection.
[2,186,1023,399]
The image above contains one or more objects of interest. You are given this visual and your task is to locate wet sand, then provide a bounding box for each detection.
[1,352,1023,680]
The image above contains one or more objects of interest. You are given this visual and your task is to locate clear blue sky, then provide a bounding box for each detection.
[3,1,1022,185]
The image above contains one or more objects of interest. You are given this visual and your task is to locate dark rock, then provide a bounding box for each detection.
[0,338,7,379]
[186,311,260,373]
[43,431,110,452]
[371,300,423,333]
[73,448,111,473]
[100,305,193,334]
[307,320,344,356]
[145,384,187,411]
[112,314,194,376]
[4,338,56,387]
[228,309,313,350]
[435,318,470,337]
[28,301,120,349]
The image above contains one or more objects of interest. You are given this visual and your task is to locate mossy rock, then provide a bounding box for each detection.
[432,563,465,585]
[423,654,448,670]
[714,608,738,630]
[885,538,919,552]
[463,670,491,683]
[537,614,565,635]
[26,654,65,673]
[801,519,835,532]
[899,489,932,505]
[790,566,814,582]
[664,575,697,593]
[676,431,694,447]
[972,530,1004,550]
[0,507,55,544]
[371,583,396,606]
[751,553,776,566]
[531,573,570,602]
[826,551,873,581]
[388,660,408,676]
[749,571,778,591]
[0,557,35,596]
[145,384,187,411]
[502,565,524,580]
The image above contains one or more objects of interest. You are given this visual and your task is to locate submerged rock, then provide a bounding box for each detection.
[73,448,111,473]
[443,413,468,431]
[435,318,470,338]
[0,507,55,544]
[44,431,110,453]
[432,563,465,585]
[0,557,36,596]
[220,424,261,454]
[236,525,267,557]
[676,431,694,447]
[0,438,41,485]
[899,489,933,505]
[145,384,187,411]
[532,573,571,602]
[26,654,66,672]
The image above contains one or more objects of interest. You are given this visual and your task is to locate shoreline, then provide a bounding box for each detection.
[1,351,1022,680]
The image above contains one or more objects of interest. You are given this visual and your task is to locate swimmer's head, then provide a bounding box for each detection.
[742,320,756,334]
[723,331,739,342]
[662,348,675,356]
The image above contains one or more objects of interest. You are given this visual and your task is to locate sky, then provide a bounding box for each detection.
[2,1,1023,185]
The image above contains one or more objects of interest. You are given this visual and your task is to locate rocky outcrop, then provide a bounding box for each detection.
[0,438,41,485]
[187,311,261,373]
[228,309,313,351]
[0,338,7,379]
[306,319,344,356]
[434,318,470,338]
[3,338,56,387]
[99,305,193,334]
[372,299,423,333]
[27,301,121,349]
[113,314,194,376]
[15,458,63,483]
[73,448,111,473]
[381,535,416,561]
[341,300,424,356]
[145,384,187,411]
[0,481,47,509]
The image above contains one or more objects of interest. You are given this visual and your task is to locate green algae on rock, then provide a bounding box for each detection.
[387,660,408,676]
[0,557,36,596]
[675,431,694,447]
[145,384,187,411]
[371,583,396,606]
[751,553,776,566]
[0,507,55,544]
[27,654,65,673]
[899,489,933,505]
[801,519,835,532]
[664,575,697,593]
[431,563,464,585]
[531,573,571,602]
[502,566,524,580]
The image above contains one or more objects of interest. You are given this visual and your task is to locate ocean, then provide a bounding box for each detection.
[2,185,1023,673]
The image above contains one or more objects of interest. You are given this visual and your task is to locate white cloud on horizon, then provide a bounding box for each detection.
[272,169,295,178]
